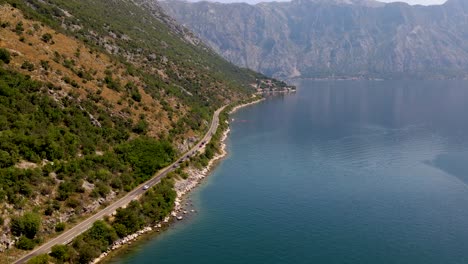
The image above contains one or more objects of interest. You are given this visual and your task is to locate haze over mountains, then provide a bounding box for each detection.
[191,0,446,5]
[160,0,468,79]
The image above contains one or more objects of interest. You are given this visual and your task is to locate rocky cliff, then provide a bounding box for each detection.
[160,0,468,79]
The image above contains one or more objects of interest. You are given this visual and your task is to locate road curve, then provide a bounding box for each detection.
[14,106,227,264]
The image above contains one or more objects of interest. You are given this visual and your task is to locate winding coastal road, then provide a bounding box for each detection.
[14,106,226,264]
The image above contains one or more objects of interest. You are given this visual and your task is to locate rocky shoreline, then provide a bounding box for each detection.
[173,126,230,204]
[92,98,264,264]
[171,98,266,217]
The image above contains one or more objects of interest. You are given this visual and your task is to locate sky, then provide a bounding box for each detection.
[187,0,447,5]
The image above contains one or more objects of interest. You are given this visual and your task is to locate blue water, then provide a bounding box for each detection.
[112,80,468,264]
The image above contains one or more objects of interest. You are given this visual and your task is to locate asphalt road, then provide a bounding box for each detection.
[14,106,226,264]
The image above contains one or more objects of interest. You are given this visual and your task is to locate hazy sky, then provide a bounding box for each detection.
[188,0,447,5]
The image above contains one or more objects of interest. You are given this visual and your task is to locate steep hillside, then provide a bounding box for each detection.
[0,0,289,261]
[160,0,468,79]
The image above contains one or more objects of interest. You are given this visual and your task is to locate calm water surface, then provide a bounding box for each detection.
[112,80,468,264]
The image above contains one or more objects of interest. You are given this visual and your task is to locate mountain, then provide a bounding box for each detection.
[0,0,291,261]
[159,0,468,79]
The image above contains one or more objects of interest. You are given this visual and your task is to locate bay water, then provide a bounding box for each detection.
[112,80,468,264]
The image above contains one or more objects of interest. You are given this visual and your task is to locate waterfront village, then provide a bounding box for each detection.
[254,78,297,94]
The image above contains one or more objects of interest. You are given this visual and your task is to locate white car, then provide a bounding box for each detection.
[143,185,150,190]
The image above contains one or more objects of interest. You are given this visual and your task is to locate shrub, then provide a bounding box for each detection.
[62,76,71,84]
[21,61,35,71]
[40,60,49,70]
[132,120,148,134]
[41,33,53,43]
[95,182,110,198]
[44,206,54,216]
[55,222,66,233]
[70,79,79,88]
[0,48,11,64]
[27,254,49,264]
[50,244,70,261]
[15,22,24,34]
[66,197,80,208]
[104,75,121,91]
[16,236,36,250]
[0,150,15,168]
[0,22,10,28]
[131,90,142,102]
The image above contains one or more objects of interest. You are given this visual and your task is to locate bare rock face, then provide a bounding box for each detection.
[177,136,198,153]
[0,234,14,252]
[159,0,468,79]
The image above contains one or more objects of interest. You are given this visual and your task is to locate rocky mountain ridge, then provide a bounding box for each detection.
[160,0,468,79]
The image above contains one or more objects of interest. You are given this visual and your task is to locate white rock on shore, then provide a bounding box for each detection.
[173,127,230,199]
[91,226,154,264]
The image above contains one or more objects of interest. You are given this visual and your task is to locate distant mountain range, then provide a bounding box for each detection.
[160,0,468,79]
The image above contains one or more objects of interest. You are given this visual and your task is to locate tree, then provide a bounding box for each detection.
[10,212,41,239]
[76,243,99,264]
[87,220,117,249]
[50,244,70,262]
[23,212,41,239]
[112,202,144,237]
[112,223,128,238]
[10,217,24,237]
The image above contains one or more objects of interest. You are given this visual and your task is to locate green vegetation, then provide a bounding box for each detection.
[0,67,175,247]
[16,236,38,250]
[40,32,52,43]
[27,254,49,264]
[0,68,128,167]
[0,63,255,261]
[0,63,242,258]
[10,212,41,239]
[50,244,70,262]
[55,222,65,232]
[15,21,24,34]
[116,138,175,178]
[39,60,49,70]
[10,212,42,250]
[20,60,34,71]
[45,179,175,263]
[0,48,10,64]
